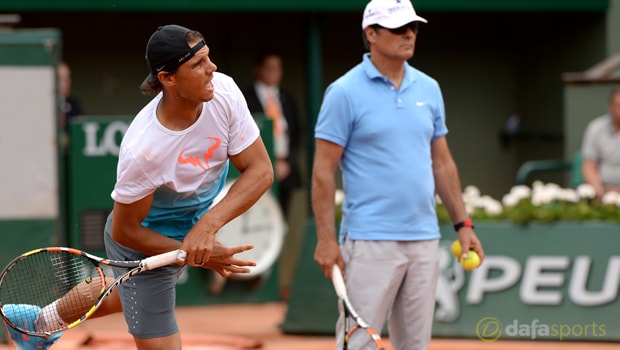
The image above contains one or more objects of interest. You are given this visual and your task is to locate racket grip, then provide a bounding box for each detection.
[176,250,187,262]
[331,264,347,298]
[143,250,186,270]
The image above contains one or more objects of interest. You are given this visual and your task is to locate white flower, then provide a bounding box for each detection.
[532,180,545,192]
[463,185,481,199]
[544,183,563,201]
[502,185,532,207]
[531,187,554,206]
[559,189,579,203]
[576,183,596,199]
[462,186,481,208]
[531,192,544,206]
[436,181,619,223]
[465,203,475,216]
[481,196,503,216]
[334,189,345,206]
[601,191,620,206]
[509,185,531,201]
[531,182,562,205]
[502,193,520,207]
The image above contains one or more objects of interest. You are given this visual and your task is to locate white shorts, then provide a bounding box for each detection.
[337,237,439,350]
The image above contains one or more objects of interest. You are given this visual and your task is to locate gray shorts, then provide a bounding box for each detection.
[338,237,439,350]
[104,212,184,338]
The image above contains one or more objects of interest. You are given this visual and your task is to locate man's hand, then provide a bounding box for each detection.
[201,241,256,278]
[181,228,217,267]
[314,238,343,279]
[456,227,485,263]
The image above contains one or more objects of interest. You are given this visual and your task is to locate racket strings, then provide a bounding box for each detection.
[0,250,105,333]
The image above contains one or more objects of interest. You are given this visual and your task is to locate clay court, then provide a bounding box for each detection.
[2,302,617,350]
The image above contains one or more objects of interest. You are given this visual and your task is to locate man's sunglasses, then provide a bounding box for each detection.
[372,22,419,35]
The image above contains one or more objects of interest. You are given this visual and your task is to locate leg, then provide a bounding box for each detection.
[34,275,122,334]
[1,274,118,348]
[134,333,182,350]
[388,239,439,350]
[2,305,62,350]
[53,276,120,323]
[105,220,182,350]
[336,238,408,350]
[89,277,122,318]
[113,267,182,350]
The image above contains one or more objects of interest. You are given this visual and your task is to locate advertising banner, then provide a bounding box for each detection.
[284,220,620,342]
[433,222,619,342]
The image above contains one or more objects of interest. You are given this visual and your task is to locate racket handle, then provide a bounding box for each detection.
[331,264,347,298]
[143,249,186,270]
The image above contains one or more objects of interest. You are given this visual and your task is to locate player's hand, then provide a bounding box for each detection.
[314,238,343,279]
[201,241,256,278]
[181,228,216,267]
[456,227,485,263]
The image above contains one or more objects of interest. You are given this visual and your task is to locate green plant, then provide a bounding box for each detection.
[334,182,620,224]
[436,182,620,224]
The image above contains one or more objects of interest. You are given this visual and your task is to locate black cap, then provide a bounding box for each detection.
[145,24,206,77]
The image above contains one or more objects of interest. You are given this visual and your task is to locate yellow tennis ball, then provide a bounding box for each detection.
[450,240,462,258]
[460,251,481,271]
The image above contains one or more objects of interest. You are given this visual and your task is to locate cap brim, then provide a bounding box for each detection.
[379,15,427,29]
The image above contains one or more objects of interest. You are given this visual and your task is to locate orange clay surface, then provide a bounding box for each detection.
[1,302,618,350]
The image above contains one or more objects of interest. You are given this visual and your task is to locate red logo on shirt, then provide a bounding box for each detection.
[177,137,222,171]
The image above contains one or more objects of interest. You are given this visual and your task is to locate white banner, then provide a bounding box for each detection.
[0,66,57,219]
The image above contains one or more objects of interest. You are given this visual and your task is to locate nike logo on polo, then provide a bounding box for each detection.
[416,101,426,106]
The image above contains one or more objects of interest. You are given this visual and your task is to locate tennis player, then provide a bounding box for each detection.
[3,24,273,350]
[311,1,485,349]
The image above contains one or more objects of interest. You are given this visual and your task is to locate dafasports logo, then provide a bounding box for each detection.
[476,317,607,342]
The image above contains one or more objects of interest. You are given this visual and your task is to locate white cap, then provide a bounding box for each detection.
[361,0,427,30]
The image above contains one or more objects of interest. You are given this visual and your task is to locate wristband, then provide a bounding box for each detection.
[454,219,474,232]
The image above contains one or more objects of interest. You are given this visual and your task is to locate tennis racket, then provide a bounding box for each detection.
[331,265,386,350]
[0,247,186,336]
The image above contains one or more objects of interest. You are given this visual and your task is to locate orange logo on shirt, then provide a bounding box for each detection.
[177,137,222,171]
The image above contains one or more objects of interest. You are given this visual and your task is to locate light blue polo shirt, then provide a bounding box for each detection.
[315,53,448,243]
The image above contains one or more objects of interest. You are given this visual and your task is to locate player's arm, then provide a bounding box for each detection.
[111,193,182,256]
[431,136,485,262]
[181,137,273,263]
[311,138,345,278]
[113,187,257,271]
[204,136,273,231]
